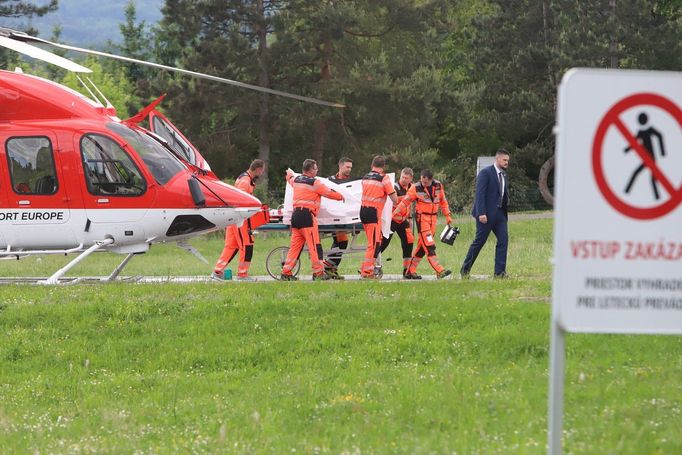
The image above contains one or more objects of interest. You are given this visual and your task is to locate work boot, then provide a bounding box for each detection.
[437,269,452,280]
[360,273,376,280]
[280,274,298,281]
[313,273,330,281]
[210,271,224,281]
[325,269,345,280]
[373,266,383,279]
[403,272,422,280]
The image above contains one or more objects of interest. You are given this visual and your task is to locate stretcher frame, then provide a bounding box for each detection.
[255,221,382,280]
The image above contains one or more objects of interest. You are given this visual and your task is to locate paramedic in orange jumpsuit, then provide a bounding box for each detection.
[393,169,452,279]
[281,159,344,281]
[326,157,353,276]
[212,159,265,280]
[360,155,398,279]
[379,167,415,277]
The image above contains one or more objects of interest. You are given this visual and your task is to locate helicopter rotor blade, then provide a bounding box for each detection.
[3,28,345,109]
[0,35,92,73]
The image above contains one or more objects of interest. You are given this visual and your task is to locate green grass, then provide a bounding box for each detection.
[1,216,680,453]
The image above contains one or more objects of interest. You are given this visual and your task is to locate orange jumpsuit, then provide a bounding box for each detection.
[380,181,414,274]
[326,173,350,269]
[214,171,256,277]
[282,173,343,277]
[360,170,395,277]
[393,180,451,275]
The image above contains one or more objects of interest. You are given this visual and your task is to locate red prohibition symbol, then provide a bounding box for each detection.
[592,93,682,220]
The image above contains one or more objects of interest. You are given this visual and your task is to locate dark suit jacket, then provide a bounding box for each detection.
[471,165,509,219]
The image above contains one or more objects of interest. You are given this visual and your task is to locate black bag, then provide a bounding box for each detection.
[440,224,460,245]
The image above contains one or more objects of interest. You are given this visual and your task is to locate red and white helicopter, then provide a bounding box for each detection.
[0,27,343,283]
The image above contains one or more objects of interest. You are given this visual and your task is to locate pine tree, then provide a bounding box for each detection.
[112,0,154,115]
[438,0,682,209]
[153,1,457,201]
[0,0,58,70]
[272,0,455,174]
[117,1,150,82]
[153,0,280,194]
[0,0,57,17]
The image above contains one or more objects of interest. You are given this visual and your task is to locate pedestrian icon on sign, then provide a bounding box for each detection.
[592,92,682,220]
[623,112,666,200]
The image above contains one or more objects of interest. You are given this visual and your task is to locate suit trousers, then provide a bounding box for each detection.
[461,210,508,276]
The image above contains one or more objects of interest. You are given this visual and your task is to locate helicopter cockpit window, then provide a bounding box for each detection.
[106,123,185,185]
[80,134,146,196]
[151,116,196,166]
[6,137,58,195]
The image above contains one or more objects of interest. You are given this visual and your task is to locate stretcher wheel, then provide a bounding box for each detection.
[266,246,300,280]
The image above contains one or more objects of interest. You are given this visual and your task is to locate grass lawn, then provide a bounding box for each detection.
[1,216,680,453]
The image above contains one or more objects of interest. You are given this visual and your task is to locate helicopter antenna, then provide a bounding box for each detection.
[3,28,346,109]
[87,77,114,109]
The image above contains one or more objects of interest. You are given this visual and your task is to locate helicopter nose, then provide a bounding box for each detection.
[201,178,261,208]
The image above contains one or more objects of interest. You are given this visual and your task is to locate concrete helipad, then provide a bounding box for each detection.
[0,273,493,284]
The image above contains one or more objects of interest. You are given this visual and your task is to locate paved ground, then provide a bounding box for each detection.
[509,211,553,220]
[452,211,553,222]
[194,274,461,283]
[0,273,497,284]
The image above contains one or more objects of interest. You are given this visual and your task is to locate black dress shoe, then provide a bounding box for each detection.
[494,272,507,279]
[459,269,470,279]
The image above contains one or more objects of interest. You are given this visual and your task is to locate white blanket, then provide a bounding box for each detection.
[283,173,395,238]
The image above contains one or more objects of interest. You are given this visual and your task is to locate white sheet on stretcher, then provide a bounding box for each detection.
[283,173,395,238]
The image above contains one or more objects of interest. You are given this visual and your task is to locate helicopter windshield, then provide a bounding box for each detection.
[107,123,185,185]
[151,115,197,165]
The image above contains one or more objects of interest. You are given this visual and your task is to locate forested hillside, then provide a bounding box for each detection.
[2,0,680,210]
[1,0,162,45]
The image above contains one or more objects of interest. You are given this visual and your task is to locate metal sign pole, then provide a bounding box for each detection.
[549,68,682,455]
[548,318,565,455]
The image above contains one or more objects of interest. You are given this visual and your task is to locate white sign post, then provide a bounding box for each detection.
[550,69,682,454]
[476,156,495,176]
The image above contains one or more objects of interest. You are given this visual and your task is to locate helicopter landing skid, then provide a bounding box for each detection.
[40,238,115,285]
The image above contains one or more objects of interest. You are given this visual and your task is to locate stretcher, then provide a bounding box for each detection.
[255,220,380,280]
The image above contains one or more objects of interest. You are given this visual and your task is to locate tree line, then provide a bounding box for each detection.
[3,0,680,211]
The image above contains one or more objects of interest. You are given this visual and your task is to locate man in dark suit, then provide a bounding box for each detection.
[460,148,510,278]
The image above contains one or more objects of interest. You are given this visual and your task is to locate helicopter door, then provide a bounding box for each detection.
[79,133,155,249]
[3,134,76,249]
[148,110,212,172]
